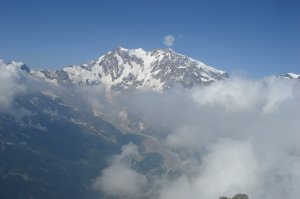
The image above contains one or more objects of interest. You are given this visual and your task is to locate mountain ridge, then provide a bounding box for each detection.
[28,47,229,90]
[279,72,300,79]
[2,49,299,92]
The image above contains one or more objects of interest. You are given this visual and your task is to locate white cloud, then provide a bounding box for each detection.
[0,60,52,116]
[110,76,300,199]
[93,164,147,197]
[193,139,259,199]
[163,34,175,46]
[92,143,147,197]
[160,139,260,199]
[191,76,296,113]
[0,60,28,113]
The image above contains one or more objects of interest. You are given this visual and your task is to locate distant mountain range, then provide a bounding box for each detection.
[4,47,299,92]
[20,47,228,90]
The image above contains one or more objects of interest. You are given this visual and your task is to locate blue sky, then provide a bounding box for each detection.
[0,0,299,77]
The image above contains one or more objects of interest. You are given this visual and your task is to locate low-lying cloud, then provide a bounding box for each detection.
[160,139,259,199]
[1,59,300,199]
[92,143,147,197]
[191,76,296,113]
[88,76,300,199]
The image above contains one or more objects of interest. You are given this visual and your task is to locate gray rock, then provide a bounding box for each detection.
[232,194,249,199]
[219,197,229,199]
[219,194,249,199]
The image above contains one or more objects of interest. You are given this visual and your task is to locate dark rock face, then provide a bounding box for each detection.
[233,194,249,199]
[219,194,249,199]
[40,69,71,84]
[20,64,30,73]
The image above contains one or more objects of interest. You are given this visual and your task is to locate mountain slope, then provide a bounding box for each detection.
[279,73,300,79]
[0,59,167,199]
[0,88,153,199]
[30,47,229,90]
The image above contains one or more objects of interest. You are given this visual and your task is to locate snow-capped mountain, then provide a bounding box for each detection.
[0,59,30,73]
[30,47,228,90]
[280,73,300,79]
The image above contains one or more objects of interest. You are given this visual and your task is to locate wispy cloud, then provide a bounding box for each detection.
[163,34,175,46]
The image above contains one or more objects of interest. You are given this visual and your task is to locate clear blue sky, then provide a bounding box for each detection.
[0,0,299,77]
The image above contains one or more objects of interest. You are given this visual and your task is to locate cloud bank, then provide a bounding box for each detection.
[1,59,300,199]
[89,76,300,199]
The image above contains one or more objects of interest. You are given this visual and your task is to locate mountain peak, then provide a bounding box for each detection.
[114,46,145,53]
[30,47,229,90]
[286,73,300,79]
[114,46,129,51]
[10,61,24,66]
[113,47,177,54]
[0,59,30,73]
[279,73,300,79]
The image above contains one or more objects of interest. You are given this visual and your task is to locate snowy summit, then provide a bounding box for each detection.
[30,47,229,90]
[279,73,300,80]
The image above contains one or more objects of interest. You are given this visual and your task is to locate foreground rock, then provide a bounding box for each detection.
[219,194,249,199]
